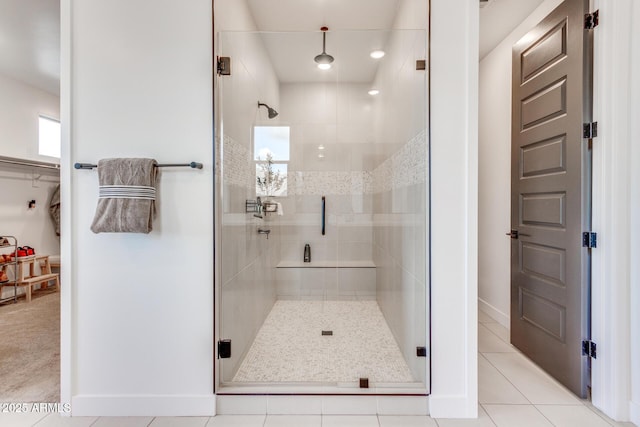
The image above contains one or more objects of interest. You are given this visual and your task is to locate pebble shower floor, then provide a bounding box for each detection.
[232,300,415,383]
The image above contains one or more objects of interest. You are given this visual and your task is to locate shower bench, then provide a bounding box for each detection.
[276,260,375,268]
[276,260,376,299]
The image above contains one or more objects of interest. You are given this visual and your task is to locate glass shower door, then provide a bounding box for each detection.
[216,28,429,393]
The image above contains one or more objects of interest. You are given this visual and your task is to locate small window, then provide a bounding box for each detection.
[254,126,289,197]
[38,116,61,158]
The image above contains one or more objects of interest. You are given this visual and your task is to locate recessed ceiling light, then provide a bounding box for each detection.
[318,63,332,70]
[318,153,325,159]
[370,50,385,59]
[318,145,325,150]
[368,89,380,96]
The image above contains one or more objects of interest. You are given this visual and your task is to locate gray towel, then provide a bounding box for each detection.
[90,158,158,234]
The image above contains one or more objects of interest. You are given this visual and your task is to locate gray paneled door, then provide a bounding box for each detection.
[510,0,592,397]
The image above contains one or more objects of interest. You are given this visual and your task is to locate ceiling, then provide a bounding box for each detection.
[479,0,545,60]
[244,0,402,84]
[0,0,60,95]
[234,29,401,84]
[0,0,547,94]
[246,0,402,32]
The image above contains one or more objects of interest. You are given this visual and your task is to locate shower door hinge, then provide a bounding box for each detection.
[582,232,597,249]
[218,339,231,359]
[582,340,597,358]
[217,56,231,76]
[584,10,599,30]
[416,60,426,71]
[416,346,427,357]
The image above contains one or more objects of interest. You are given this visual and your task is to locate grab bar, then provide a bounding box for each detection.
[322,196,325,236]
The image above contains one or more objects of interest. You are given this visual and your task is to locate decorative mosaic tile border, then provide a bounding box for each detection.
[287,130,427,195]
[222,135,253,189]
[222,129,427,195]
[286,170,373,195]
[372,129,427,194]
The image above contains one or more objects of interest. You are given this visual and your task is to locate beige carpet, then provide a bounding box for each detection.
[0,290,60,402]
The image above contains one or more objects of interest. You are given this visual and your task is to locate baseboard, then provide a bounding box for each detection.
[630,400,640,426]
[428,394,477,418]
[71,394,216,416]
[478,297,509,328]
[216,394,429,416]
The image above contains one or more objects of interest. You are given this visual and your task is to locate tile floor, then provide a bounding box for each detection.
[2,311,636,427]
[232,300,414,383]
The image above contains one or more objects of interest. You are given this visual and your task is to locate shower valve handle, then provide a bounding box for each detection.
[258,228,271,239]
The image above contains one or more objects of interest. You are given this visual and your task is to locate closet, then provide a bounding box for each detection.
[0,156,61,303]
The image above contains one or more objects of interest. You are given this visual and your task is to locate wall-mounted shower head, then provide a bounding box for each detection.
[258,102,279,119]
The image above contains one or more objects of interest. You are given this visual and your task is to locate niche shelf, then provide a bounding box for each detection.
[276,260,375,268]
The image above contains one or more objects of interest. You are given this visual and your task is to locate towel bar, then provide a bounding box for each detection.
[74,162,203,170]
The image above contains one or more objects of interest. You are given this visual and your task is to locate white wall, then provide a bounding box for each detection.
[0,73,60,163]
[630,4,640,424]
[64,0,215,416]
[477,0,563,326]
[429,0,478,418]
[591,0,640,423]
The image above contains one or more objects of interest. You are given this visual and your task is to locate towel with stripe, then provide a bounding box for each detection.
[90,158,158,233]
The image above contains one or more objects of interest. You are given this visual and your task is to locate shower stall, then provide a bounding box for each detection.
[215,4,429,395]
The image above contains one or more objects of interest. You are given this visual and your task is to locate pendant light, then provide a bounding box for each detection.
[314,26,334,70]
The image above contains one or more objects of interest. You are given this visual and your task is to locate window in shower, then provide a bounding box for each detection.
[254,125,289,197]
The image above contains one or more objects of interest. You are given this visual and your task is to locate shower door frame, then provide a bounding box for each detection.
[211,0,432,397]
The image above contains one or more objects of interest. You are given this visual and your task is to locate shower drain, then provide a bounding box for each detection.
[321,330,333,336]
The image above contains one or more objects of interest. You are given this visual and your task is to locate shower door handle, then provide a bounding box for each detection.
[322,196,325,235]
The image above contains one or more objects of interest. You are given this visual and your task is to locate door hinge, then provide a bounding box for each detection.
[416,346,427,357]
[582,340,597,358]
[217,56,231,76]
[218,339,231,359]
[582,232,597,248]
[584,10,599,30]
[583,122,598,139]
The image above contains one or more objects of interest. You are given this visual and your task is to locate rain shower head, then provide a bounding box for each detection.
[314,27,334,70]
[258,102,279,119]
